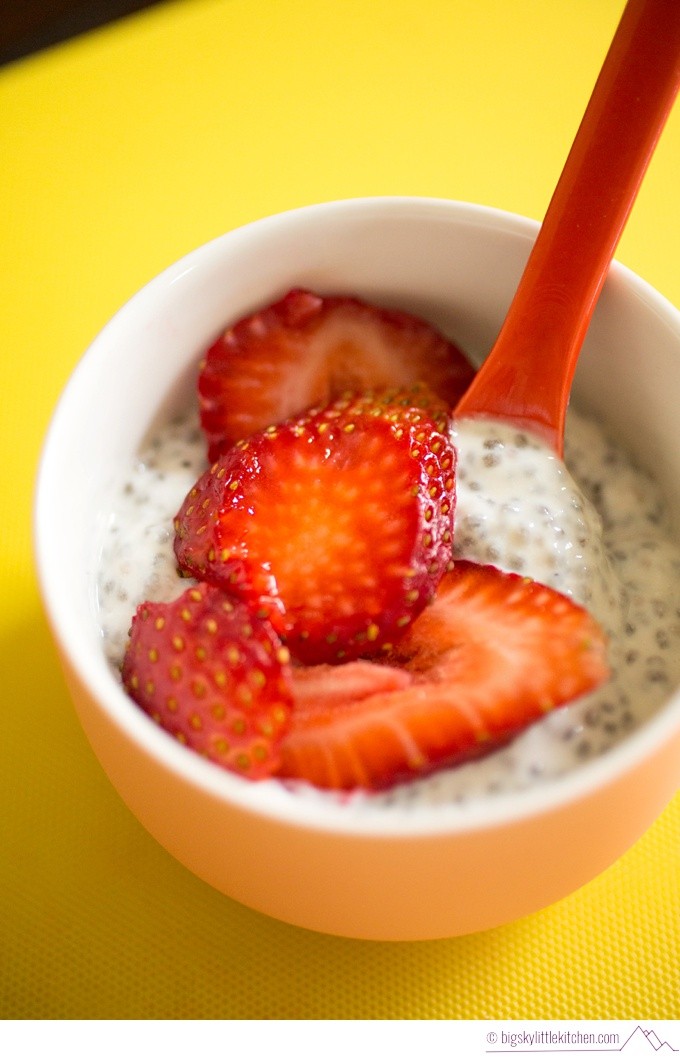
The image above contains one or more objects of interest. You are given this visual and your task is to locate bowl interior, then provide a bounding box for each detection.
[34,196,680,832]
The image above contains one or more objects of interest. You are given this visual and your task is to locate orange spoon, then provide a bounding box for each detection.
[454,0,680,455]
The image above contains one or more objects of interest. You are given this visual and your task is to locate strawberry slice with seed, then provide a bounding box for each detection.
[198,288,474,458]
[277,562,610,791]
[174,392,457,664]
[121,582,293,779]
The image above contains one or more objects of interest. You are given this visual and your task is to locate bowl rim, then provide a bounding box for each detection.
[33,194,680,839]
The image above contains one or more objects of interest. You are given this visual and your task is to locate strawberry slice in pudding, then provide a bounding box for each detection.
[278,562,610,791]
[122,582,293,780]
[198,287,475,459]
[174,390,457,665]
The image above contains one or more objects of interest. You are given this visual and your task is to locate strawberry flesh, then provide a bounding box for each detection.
[198,288,475,459]
[174,392,457,664]
[291,660,414,710]
[278,562,610,791]
[121,582,293,779]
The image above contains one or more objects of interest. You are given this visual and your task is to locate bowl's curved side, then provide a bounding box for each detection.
[56,647,680,941]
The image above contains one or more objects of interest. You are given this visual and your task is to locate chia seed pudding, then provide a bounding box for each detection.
[96,402,680,807]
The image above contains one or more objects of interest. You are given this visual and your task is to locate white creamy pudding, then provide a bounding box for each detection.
[96,402,680,806]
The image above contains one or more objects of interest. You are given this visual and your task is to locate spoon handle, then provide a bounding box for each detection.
[454,0,680,454]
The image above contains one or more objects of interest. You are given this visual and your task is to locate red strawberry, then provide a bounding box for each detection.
[198,288,475,458]
[174,392,457,664]
[277,562,610,791]
[121,582,293,779]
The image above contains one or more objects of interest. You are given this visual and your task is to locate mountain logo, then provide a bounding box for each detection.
[620,1025,678,1053]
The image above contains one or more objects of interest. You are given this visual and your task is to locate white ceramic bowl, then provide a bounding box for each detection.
[34,198,680,940]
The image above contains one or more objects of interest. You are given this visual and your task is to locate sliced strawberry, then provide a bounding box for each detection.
[121,582,293,779]
[278,562,610,791]
[174,393,457,664]
[198,288,475,458]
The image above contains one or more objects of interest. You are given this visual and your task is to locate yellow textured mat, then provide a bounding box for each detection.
[1,0,679,1019]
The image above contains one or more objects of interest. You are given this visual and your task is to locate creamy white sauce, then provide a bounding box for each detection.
[96,404,680,806]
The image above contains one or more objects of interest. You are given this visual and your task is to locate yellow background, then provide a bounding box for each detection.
[2,0,679,1019]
